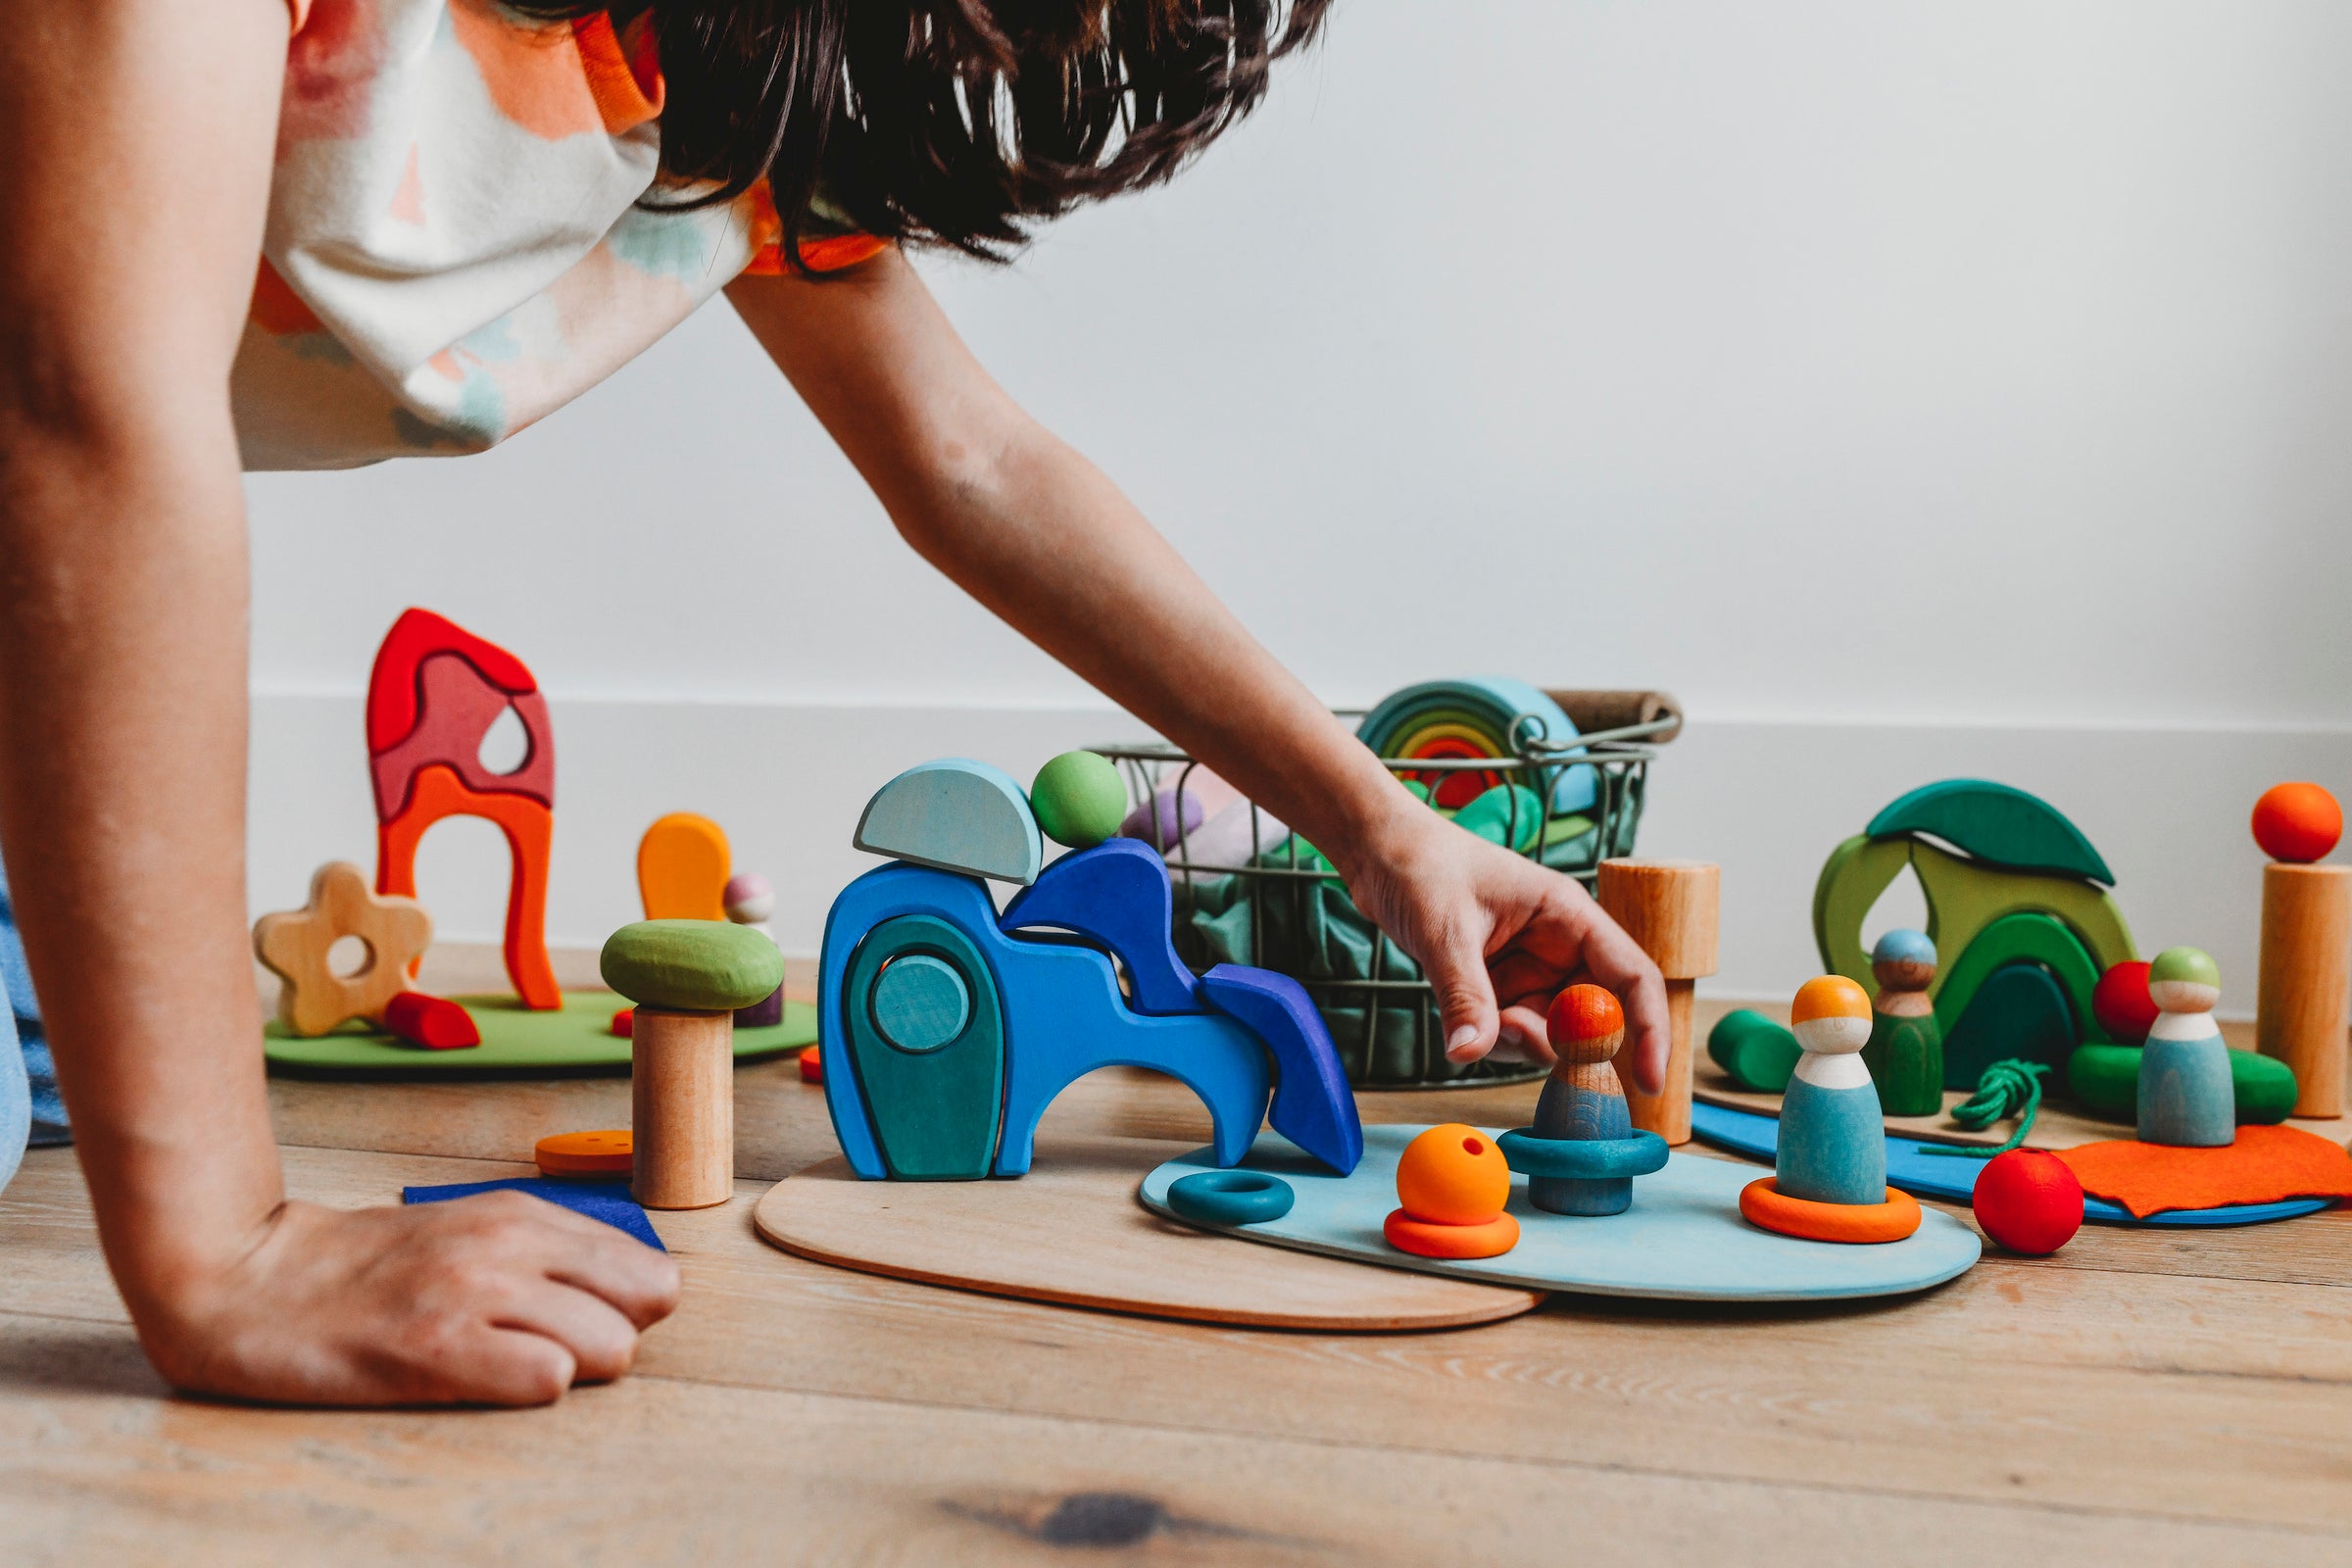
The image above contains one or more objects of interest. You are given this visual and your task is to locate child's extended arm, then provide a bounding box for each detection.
[727,257,1669,1081]
[0,0,675,1404]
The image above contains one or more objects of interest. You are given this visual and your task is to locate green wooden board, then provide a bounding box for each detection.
[1935,910,2109,1043]
[1865,779,2114,885]
[264,990,815,1075]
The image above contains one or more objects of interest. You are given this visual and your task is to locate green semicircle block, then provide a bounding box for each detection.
[1935,910,2109,1047]
[1866,779,2114,885]
[1908,840,2134,997]
[1942,961,2079,1089]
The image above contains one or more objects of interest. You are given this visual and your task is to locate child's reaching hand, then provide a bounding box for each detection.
[142,1195,680,1407]
[1336,808,1671,1086]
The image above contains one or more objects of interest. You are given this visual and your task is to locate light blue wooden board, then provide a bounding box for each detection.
[1138,1123,1981,1303]
[1689,1102,2331,1228]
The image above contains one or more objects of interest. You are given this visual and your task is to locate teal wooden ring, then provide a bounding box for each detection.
[1497,1128,1669,1180]
[1165,1169,1296,1228]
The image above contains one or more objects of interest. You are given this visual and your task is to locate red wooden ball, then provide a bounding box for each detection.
[2090,960,2157,1046]
[1972,1149,2084,1255]
[2252,782,2342,863]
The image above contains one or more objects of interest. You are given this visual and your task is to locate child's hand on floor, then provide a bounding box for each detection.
[137,1193,680,1407]
[1338,808,1670,1087]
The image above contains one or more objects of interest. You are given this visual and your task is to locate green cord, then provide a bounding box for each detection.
[1918,1059,2049,1158]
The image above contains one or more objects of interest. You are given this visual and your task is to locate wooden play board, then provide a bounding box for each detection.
[1690,1101,2333,1227]
[264,990,815,1074]
[1140,1124,1982,1302]
[753,1129,1544,1331]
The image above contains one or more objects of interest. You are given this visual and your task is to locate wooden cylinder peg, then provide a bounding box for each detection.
[1596,858,1722,1146]
[630,1007,735,1209]
[2257,862,2351,1118]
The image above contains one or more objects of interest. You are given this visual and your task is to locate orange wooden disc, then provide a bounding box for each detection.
[1738,1178,1921,1244]
[1383,1208,1520,1259]
[536,1129,633,1177]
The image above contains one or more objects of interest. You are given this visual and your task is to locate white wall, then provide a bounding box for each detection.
[246,2,2352,1009]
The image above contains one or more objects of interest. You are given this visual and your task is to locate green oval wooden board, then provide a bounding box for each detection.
[264,990,815,1075]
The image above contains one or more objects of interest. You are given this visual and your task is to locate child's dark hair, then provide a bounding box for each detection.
[516,0,1330,270]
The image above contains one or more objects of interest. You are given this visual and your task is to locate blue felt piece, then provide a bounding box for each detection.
[853,759,1043,886]
[2139,1032,2234,1147]
[1140,1125,1981,1302]
[402,1177,664,1250]
[1688,1101,2332,1227]
[999,839,1199,1013]
[1779,1076,1887,1205]
[1197,964,1362,1175]
[820,863,1273,1180]
[1166,1169,1295,1227]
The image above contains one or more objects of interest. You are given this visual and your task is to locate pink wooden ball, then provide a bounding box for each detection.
[723,871,775,924]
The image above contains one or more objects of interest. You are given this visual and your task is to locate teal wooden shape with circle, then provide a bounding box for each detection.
[870,953,969,1053]
[1139,1124,1982,1302]
[842,914,1005,1180]
[854,759,1043,885]
[818,861,1279,1182]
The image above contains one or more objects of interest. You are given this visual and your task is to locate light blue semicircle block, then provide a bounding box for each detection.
[1139,1123,1981,1303]
[854,759,1043,886]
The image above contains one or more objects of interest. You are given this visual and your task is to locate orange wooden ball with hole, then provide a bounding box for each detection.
[2252,782,2343,863]
[1395,1122,1511,1225]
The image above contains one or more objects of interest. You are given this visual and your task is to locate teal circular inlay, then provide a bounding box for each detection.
[870,953,971,1054]
[1165,1169,1296,1228]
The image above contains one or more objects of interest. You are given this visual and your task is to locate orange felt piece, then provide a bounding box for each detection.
[2054,1125,2352,1218]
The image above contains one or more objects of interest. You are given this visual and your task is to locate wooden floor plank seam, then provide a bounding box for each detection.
[612,1358,2352,1538]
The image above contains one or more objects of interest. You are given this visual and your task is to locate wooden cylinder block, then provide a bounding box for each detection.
[631,1007,735,1209]
[1597,859,1721,1147]
[2257,862,2351,1119]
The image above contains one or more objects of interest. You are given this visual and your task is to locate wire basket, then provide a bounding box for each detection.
[1094,695,1675,1089]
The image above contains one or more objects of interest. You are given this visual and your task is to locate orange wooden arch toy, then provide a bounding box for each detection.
[377,764,560,1009]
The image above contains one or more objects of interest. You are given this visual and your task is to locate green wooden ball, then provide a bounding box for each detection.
[1031,751,1127,849]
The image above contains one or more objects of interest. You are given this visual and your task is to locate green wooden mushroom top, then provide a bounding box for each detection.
[601,919,784,1012]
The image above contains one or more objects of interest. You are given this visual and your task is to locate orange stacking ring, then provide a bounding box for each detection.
[1739,1178,1921,1244]
[1383,1209,1521,1258]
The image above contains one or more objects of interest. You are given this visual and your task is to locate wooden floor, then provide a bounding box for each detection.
[4,977,2351,1564]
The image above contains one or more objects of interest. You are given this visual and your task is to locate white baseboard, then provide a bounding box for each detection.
[252,694,2352,1018]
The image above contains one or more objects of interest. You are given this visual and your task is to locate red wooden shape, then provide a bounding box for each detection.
[367,608,539,756]
[370,653,555,819]
[382,991,482,1051]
